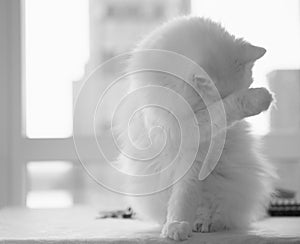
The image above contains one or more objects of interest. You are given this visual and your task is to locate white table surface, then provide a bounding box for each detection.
[0,206,300,244]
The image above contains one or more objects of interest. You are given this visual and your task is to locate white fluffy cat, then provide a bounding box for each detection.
[113,16,276,241]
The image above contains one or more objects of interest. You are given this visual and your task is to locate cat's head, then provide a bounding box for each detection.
[136,17,266,98]
[196,37,266,98]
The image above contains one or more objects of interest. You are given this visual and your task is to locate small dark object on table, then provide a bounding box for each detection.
[97,207,135,219]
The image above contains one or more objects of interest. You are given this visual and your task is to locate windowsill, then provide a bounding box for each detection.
[0,206,300,243]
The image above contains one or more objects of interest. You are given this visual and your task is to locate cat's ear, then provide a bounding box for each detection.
[242,45,266,64]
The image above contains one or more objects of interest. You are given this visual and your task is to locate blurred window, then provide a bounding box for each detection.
[6,0,299,208]
[21,0,189,208]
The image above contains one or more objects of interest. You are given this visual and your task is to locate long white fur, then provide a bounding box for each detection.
[113,16,277,241]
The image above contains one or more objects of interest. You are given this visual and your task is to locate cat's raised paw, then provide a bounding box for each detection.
[161,221,192,241]
[239,87,273,118]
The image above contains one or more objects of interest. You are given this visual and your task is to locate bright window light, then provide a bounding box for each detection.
[26,161,73,208]
[26,190,73,209]
[191,0,300,135]
[27,161,73,175]
[25,0,89,138]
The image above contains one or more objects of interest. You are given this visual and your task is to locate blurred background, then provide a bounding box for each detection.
[0,0,300,210]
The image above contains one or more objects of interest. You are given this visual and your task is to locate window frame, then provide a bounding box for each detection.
[0,0,78,207]
[0,0,25,207]
[0,0,11,207]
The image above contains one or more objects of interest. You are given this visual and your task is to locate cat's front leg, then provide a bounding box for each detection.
[161,164,200,241]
